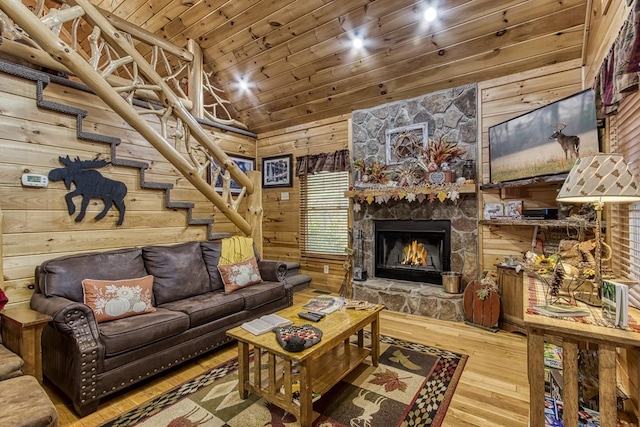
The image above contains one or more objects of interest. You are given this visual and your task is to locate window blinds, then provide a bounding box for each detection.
[299,171,350,256]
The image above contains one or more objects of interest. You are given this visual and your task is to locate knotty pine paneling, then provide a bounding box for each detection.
[257,115,349,293]
[0,73,255,306]
[477,59,584,273]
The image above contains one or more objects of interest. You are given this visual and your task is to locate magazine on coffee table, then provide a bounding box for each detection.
[241,314,293,335]
[302,296,344,314]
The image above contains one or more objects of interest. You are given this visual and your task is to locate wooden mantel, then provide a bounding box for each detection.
[345,183,476,199]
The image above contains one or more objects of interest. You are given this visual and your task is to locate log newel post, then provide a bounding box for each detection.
[187,39,203,119]
[247,171,263,254]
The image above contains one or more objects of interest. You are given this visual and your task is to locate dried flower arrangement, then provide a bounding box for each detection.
[353,159,388,184]
[417,136,466,172]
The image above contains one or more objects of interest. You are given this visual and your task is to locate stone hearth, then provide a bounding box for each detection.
[352,278,464,322]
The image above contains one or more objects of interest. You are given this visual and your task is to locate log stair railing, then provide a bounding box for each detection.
[0,0,261,239]
[0,59,226,239]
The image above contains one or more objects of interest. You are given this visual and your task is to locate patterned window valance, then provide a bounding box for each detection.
[295,149,350,176]
[594,0,640,118]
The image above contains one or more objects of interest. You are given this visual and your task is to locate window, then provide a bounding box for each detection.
[300,171,350,256]
[609,91,640,280]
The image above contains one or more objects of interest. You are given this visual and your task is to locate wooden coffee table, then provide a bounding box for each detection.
[226,301,384,427]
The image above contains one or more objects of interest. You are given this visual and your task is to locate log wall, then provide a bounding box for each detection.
[0,70,256,307]
[257,115,350,293]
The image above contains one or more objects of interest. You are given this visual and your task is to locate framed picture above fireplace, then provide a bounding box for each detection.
[385,123,428,165]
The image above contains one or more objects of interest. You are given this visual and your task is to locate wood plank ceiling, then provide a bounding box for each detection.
[87,0,588,134]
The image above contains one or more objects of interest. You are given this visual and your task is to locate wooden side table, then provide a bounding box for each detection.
[0,305,51,383]
[497,265,525,334]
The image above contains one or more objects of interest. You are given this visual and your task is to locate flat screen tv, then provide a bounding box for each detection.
[489,89,600,184]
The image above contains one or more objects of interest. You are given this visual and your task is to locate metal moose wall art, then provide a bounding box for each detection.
[49,155,127,225]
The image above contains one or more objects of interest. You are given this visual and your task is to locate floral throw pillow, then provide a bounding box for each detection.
[218,257,263,294]
[82,275,156,323]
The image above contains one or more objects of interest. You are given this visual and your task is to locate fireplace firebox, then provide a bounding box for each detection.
[374,220,451,285]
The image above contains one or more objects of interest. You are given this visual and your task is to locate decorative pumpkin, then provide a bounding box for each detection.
[132,301,147,313]
[463,280,500,329]
[105,297,130,317]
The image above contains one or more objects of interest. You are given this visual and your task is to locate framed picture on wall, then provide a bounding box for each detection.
[262,154,293,188]
[208,155,255,194]
[385,123,428,165]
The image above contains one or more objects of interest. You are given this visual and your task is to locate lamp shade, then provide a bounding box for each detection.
[556,154,640,203]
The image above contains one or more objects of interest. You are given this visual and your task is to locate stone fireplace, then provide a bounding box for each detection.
[348,84,478,321]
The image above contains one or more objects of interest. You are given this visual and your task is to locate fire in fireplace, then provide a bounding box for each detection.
[374,219,451,285]
[402,241,428,266]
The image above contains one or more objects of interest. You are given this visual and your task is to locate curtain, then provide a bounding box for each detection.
[594,0,640,118]
[295,149,350,176]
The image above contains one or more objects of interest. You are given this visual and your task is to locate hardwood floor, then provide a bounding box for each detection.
[50,289,530,426]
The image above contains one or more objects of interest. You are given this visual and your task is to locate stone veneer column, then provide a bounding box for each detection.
[349,84,478,321]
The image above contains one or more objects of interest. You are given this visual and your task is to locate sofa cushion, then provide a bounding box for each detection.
[201,241,262,292]
[234,280,287,310]
[142,242,211,304]
[39,248,147,302]
[82,275,156,323]
[158,291,245,327]
[0,375,58,427]
[98,308,189,356]
[219,257,263,294]
[0,344,23,381]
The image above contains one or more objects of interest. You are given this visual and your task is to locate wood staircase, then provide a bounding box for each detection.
[0,0,261,240]
[0,59,225,239]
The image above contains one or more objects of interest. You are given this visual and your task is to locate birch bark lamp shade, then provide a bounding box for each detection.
[556,154,640,305]
[556,154,640,204]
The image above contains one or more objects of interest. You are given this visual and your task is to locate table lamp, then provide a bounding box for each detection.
[556,154,640,305]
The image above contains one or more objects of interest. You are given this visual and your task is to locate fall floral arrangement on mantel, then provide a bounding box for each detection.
[350,137,474,209]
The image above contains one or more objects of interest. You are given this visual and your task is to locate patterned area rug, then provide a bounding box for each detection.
[101,334,467,427]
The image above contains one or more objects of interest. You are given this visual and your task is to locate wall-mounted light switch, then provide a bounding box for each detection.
[281,192,289,200]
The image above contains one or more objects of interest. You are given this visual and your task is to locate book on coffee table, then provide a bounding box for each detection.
[241,314,293,335]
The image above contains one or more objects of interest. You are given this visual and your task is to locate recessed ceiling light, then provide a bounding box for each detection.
[352,36,363,49]
[238,77,249,92]
[424,7,437,22]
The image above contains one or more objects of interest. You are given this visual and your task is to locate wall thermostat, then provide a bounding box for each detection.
[21,173,48,187]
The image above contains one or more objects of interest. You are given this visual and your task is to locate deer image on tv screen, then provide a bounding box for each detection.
[550,122,580,160]
[488,89,599,184]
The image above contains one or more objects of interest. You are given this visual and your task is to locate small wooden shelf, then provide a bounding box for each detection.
[345,183,476,198]
[479,219,595,228]
[480,174,568,190]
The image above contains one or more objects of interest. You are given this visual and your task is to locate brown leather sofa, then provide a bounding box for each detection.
[30,240,292,416]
